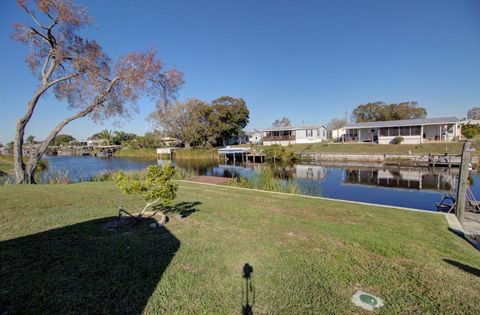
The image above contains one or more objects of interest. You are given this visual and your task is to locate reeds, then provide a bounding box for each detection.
[228,168,301,194]
[117,148,157,158]
[36,169,72,184]
[174,149,219,160]
[88,165,198,182]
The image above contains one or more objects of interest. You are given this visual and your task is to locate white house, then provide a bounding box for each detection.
[331,127,346,141]
[262,124,328,146]
[343,117,462,144]
[87,139,105,146]
[462,119,480,125]
[246,130,262,144]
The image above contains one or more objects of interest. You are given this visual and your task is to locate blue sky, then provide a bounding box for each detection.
[1,0,479,143]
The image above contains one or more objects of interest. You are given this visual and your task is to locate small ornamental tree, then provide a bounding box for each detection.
[115,164,178,218]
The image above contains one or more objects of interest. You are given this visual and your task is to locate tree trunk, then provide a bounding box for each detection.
[184,142,191,149]
[13,59,60,184]
[14,119,28,183]
[14,77,119,184]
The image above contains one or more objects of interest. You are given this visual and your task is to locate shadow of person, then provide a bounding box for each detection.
[241,263,255,315]
[161,201,201,218]
[0,217,180,314]
[444,259,480,277]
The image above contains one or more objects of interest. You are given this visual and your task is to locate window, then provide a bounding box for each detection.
[346,129,358,137]
[306,129,313,137]
[389,127,399,136]
[380,128,388,136]
[400,127,410,136]
[411,126,421,135]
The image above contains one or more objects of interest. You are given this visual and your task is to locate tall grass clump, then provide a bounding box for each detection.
[173,167,197,180]
[90,169,148,182]
[229,168,300,194]
[117,148,157,158]
[89,165,196,182]
[174,148,219,161]
[37,169,72,184]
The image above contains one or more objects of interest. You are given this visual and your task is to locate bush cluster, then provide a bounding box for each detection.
[391,136,404,144]
[462,124,480,139]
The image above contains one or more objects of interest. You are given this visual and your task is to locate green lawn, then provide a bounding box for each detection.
[285,142,476,155]
[0,163,11,172]
[1,182,479,314]
[0,156,13,174]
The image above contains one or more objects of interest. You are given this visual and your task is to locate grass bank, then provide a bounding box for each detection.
[253,142,480,156]
[0,156,13,174]
[174,148,219,160]
[117,148,157,158]
[1,181,479,313]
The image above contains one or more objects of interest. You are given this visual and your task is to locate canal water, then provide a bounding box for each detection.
[11,155,480,211]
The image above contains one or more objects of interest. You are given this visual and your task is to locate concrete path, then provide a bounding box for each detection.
[188,176,231,185]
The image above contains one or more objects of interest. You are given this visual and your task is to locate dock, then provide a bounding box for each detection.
[156,147,178,159]
[217,147,266,164]
[46,145,122,157]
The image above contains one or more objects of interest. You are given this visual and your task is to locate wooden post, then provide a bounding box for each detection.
[456,141,471,225]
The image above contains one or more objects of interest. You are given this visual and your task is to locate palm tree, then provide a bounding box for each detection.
[100,129,112,145]
[26,135,35,145]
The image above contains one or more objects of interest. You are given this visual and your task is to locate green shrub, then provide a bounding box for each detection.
[392,136,404,144]
[462,124,480,139]
[262,145,293,162]
[115,164,178,216]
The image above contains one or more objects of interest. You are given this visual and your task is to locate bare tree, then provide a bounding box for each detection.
[12,0,183,183]
[150,99,210,148]
[327,118,347,131]
[272,117,291,127]
[467,107,480,120]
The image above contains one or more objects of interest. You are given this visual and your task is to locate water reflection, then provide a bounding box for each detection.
[9,155,476,211]
[343,167,457,192]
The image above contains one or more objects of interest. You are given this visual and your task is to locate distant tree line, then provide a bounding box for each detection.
[351,101,427,123]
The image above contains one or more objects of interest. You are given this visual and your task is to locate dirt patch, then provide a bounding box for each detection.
[103,211,166,231]
[187,176,231,185]
[286,231,309,240]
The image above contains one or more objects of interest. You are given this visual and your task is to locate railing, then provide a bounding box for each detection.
[263,135,295,141]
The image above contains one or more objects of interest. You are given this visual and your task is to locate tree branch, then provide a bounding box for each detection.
[45,72,78,89]
[29,27,50,45]
[41,54,50,78]
[25,77,124,174]
[139,198,162,216]
[22,5,45,29]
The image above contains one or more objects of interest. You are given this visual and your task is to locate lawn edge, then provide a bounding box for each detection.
[178,179,442,214]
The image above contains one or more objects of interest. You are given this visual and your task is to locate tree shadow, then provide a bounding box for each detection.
[444,259,480,277]
[160,201,201,218]
[0,217,180,314]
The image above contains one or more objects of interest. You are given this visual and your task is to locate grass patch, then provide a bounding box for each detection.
[1,182,479,313]
[228,167,301,194]
[255,142,479,156]
[0,156,13,173]
[117,148,157,158]
[174,148,219,160]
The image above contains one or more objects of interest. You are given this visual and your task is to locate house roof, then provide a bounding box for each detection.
[345,117,460,129]
[262,124,326,132]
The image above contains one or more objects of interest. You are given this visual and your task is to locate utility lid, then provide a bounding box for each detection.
[351,290,384,312]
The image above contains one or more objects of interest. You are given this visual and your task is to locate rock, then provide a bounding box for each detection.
[149,222,163,229]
